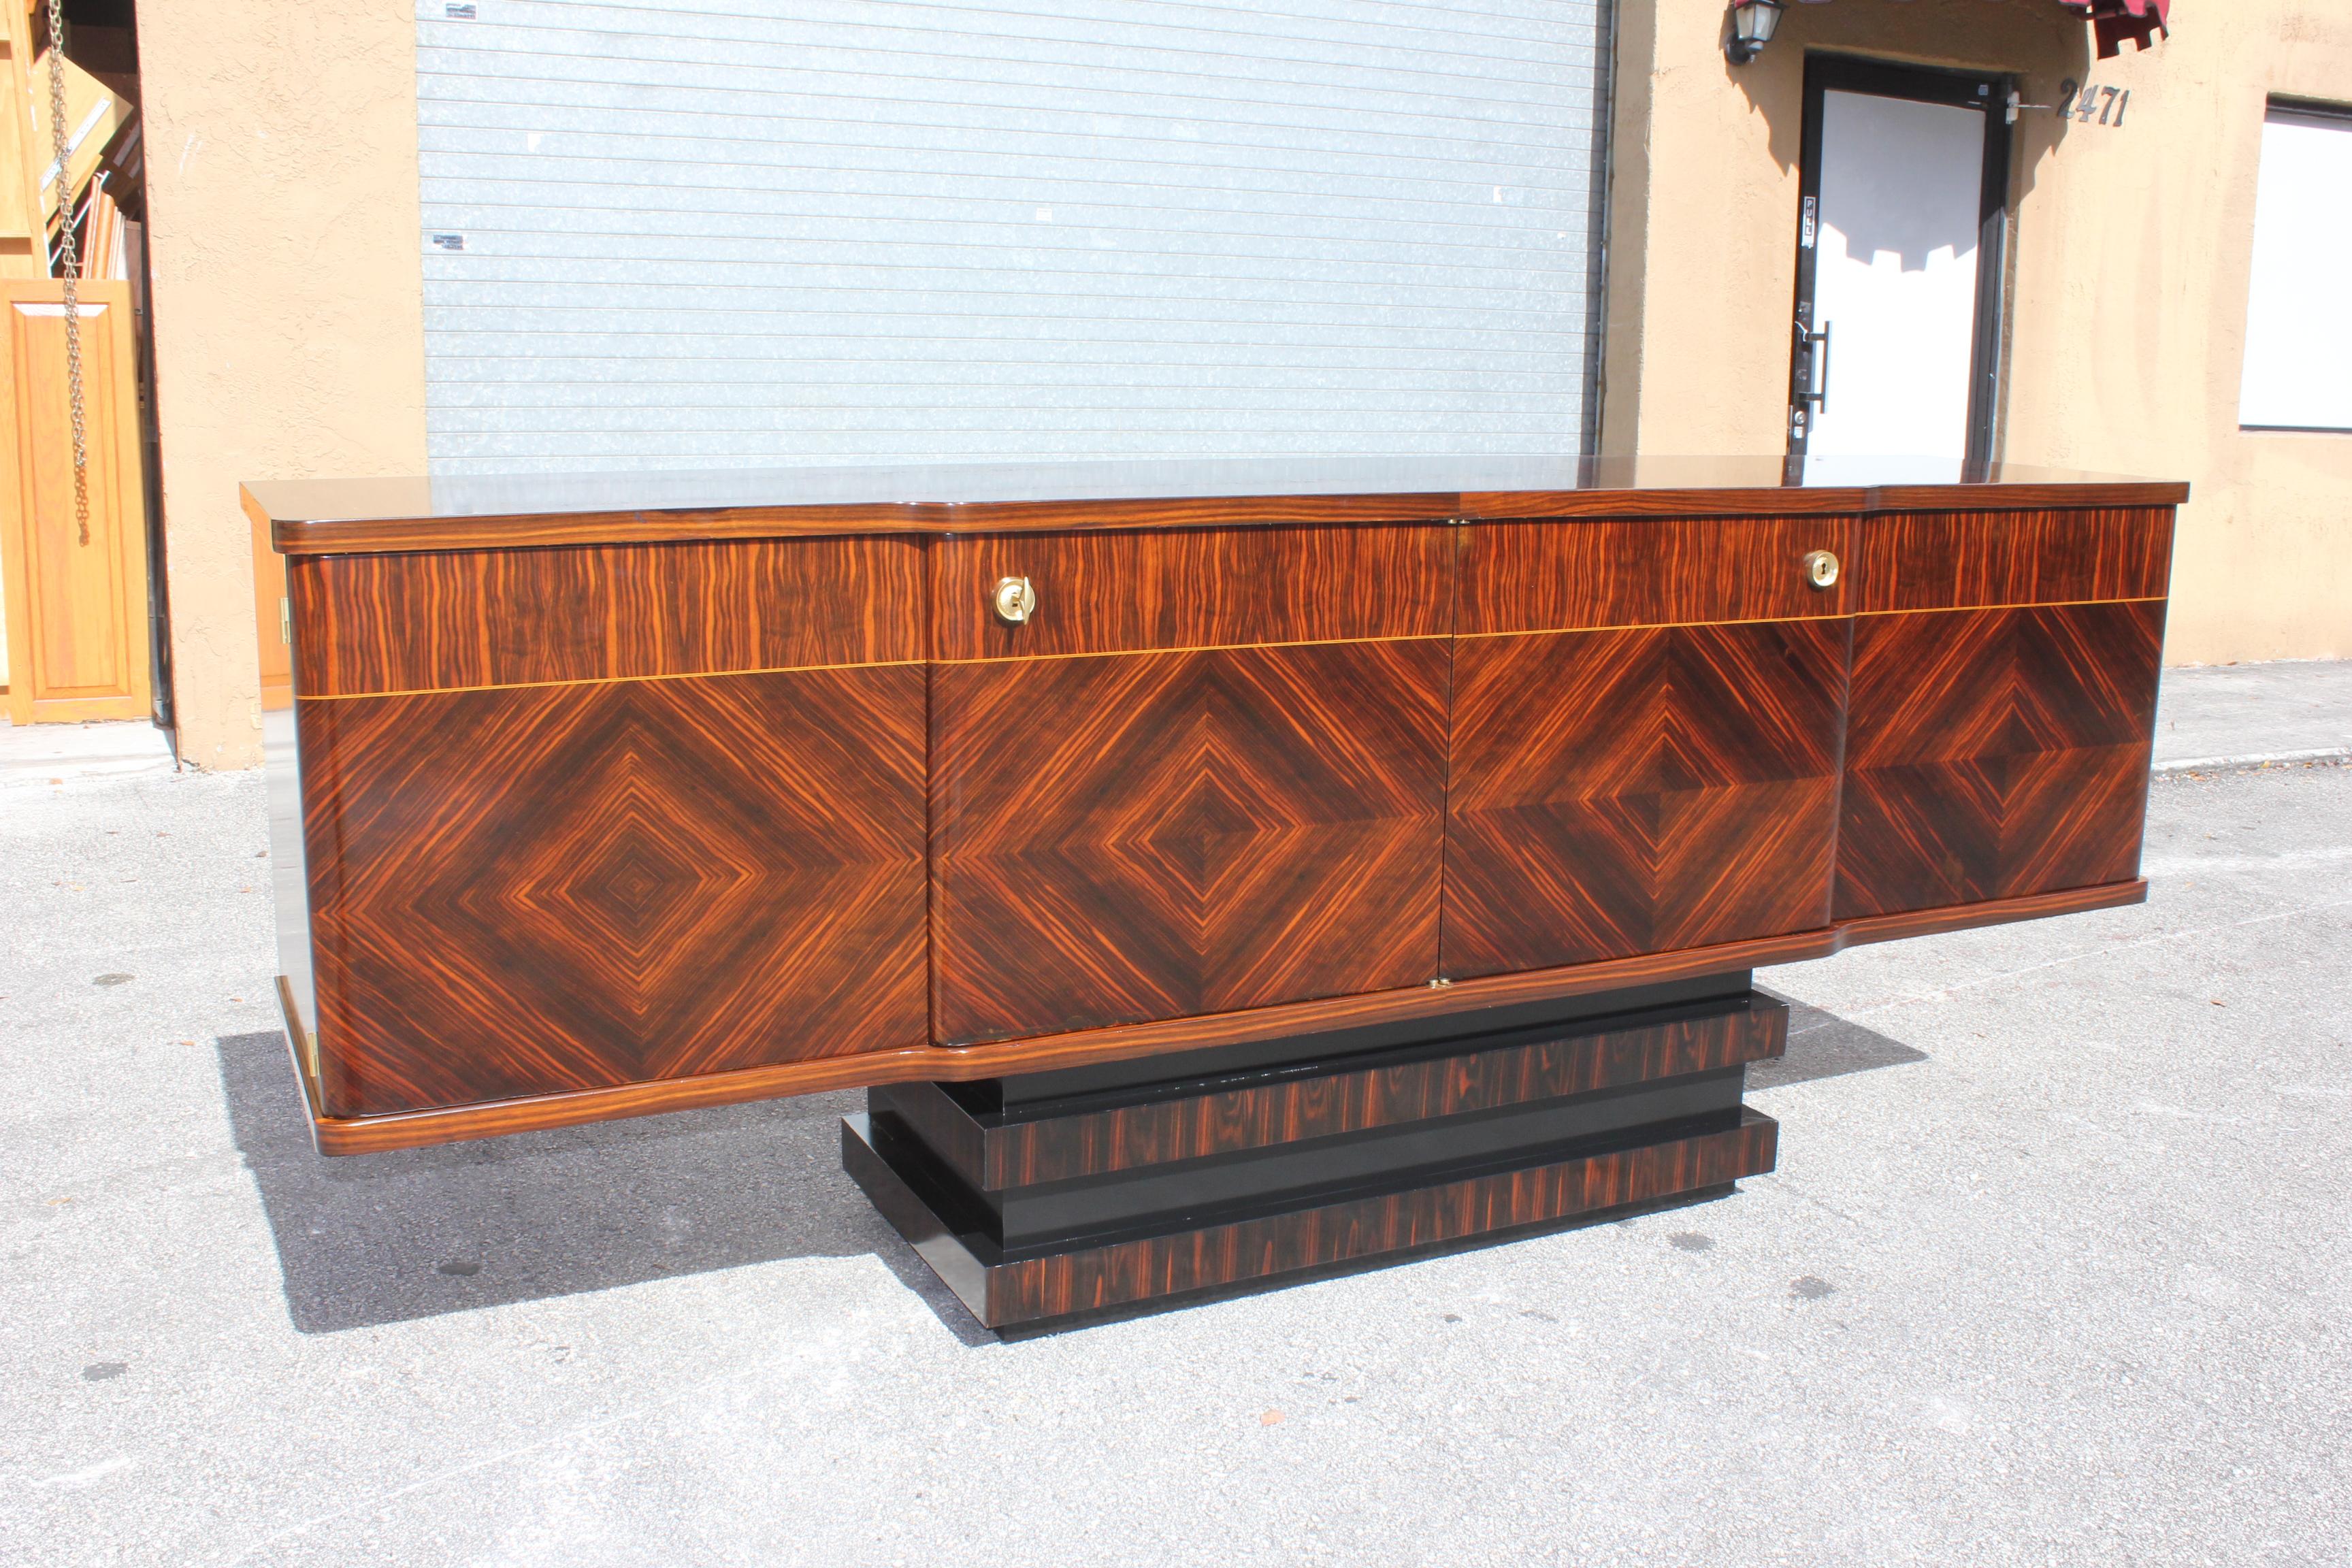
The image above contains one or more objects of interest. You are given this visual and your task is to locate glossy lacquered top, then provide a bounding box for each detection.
[245,454,2189,556]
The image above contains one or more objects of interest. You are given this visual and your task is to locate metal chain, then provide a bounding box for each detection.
[45,0,90,547]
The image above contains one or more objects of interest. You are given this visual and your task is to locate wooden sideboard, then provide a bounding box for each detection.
[250,457,2180,1330]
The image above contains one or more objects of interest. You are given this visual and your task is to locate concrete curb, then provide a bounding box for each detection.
[2152,747,2352,777]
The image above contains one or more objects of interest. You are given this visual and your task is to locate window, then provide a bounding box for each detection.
[2240,103,2352,431]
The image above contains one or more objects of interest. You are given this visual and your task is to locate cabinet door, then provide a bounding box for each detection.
[1445,517,1855,979]
[296,536,930,1118]
[1837,508,2170,919]
[930,525,1452,1045]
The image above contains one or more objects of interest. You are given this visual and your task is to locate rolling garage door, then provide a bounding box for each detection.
[414,0,1612,473]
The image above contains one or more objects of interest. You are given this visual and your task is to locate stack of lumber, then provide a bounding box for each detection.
[72,173,125,280]
[33,46,135,278]
[0,5,140,282]
[33,47,127,224]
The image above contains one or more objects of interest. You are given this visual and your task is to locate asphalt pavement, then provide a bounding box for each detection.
[2154,658,2352,772]
[2,666,2347,1567]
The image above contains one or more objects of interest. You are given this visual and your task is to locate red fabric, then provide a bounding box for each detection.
[2057,0,2170,60]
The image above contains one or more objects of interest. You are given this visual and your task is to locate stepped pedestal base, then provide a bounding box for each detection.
[843,973,1785,1335]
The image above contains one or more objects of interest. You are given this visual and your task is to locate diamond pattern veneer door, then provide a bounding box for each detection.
[930,640,1450,1045]
[1443,619,1848,979]
[1836,600,2164,919]
[300,667,928,1117]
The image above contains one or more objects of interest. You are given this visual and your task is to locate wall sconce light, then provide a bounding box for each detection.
[1727,0,1785,65]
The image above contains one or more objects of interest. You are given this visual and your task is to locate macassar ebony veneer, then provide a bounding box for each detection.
[1839,600,2164,919]
[299,666,928,1117]
[930,523,1452,662]
[1454,514,1859,634]
[880,981,1788,1190]
[291,532,925,698]
[926,523,1458,1043]
[252,457,2182,1324]
[930,638,1451,1045]
[1444,617,1848,978]
[1835,506,2171,920]
[846,979,1788,1331]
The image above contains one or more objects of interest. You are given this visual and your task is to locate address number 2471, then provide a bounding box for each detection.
[2058,79,2132,127]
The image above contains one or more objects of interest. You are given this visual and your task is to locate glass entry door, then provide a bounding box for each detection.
[1789,59,2012,466]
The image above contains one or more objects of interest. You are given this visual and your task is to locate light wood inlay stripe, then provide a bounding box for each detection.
[293,658,926,702]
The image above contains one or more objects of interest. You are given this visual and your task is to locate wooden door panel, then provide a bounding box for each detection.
[1445,619,1846,979]
[302,666,928,1117]
[1,282,150,722]
[1838,599,2163,919]
[932,638,1450,1045]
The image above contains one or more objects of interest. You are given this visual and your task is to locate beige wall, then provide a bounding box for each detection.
[137,0,427,769]
[1605,0,2352,664]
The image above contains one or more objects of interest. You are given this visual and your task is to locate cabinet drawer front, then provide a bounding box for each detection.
[293,534,926,698]
[932,524,1452,662]
[1855,508,2173,614]
[1458,516,1857,637]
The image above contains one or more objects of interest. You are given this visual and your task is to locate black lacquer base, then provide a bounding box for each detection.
[845,977,1787,1333]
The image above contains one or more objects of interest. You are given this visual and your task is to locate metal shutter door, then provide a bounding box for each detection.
[416,0,1610,473]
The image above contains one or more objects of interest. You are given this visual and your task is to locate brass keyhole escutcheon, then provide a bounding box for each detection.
[1804,549,1841,590]
[992,575,1037,625]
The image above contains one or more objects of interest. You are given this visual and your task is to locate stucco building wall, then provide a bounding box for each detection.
[1603,0,2352,664]
[137,0,427,770]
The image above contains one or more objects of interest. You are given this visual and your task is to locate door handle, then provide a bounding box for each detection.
[1798,319,1832,412]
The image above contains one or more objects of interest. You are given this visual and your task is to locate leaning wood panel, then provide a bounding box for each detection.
[983,1111,1780,1325]
[1838,599,2164,920]
[301,666,928,1117]
[933,523,1452,662]
[1855,508,2173,614]
[1444,618,1848,978]
[1457,515,1856,637]
[291,534,924,698]
[0,10,49,275]
[931,638,1450,1045]
[0,280,149,722]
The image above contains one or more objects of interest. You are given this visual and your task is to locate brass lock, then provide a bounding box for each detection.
[1803,549,1841,590]
[992,575,1038,625]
